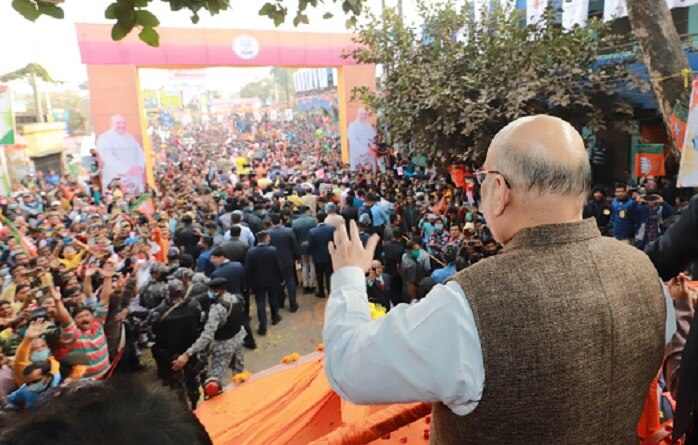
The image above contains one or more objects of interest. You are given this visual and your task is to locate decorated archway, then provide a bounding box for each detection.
[75,23,376,187]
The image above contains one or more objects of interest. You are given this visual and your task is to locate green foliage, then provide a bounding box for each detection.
[239,78,276,102]
[11,0,367,46]
[271,67,296,102]
[0,63,59,84]
[349,0,648,162]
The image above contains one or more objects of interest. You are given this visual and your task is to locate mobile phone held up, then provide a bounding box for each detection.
[30,307,48,322]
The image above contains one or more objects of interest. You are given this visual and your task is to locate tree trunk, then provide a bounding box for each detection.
[30,65,45,123]
[626,0,690,157]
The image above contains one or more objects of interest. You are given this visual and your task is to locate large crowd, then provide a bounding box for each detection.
[0,108,695,443]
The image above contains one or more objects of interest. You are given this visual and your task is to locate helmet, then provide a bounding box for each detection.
[204,377,222,399]
[151,263,169,275]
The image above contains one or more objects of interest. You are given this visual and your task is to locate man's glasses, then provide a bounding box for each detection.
[475,170,511,188]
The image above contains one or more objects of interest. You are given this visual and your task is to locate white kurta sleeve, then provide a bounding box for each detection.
[323,266,484,416]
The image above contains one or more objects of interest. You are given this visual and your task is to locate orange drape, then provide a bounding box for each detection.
[195,353,432,445]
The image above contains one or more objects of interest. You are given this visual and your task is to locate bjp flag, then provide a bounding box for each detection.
[670,105,688,151]
[634,144,666,178]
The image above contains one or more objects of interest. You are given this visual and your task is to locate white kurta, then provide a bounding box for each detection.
[96,129,146,194]
[347,119,377,171]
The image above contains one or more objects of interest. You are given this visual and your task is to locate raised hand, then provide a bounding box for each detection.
[85,262,99,278]
[25,319,48,339]
[100,261,116,278]
[328,220,380,274]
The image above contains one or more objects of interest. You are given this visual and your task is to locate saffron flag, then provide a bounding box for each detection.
[634,144,666,178]
[670,105,688,152]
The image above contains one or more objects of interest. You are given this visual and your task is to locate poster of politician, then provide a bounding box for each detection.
[96,115,147,194]
[347,107,377,172]
[678,77,698,187]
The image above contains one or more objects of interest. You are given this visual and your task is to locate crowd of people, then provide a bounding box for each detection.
[0,107,697,443]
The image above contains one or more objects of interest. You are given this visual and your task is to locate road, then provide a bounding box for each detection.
[244,289,326,373]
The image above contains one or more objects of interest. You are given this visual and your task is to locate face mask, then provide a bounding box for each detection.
[207,290,216,300]
[28,379,49,393]
[434,224,443,230]
[466,213,474,222]
[30,349,50,362]
[411,249,421,260]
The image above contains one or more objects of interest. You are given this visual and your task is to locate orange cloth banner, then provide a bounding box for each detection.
[195,353,432,445]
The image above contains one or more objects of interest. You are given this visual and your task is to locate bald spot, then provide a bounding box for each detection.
[488,115,591,197]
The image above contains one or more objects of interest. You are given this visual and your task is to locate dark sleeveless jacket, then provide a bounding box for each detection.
[214,294,244,341]
[432,219,666,444]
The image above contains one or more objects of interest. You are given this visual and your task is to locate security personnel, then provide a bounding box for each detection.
[171,277,245,398]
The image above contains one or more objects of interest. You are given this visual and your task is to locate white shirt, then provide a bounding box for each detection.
[323,267,676,416]
[96,129,146,194]
[224,224,255,247]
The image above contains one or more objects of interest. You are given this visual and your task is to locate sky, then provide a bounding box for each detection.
[0,0,417,94]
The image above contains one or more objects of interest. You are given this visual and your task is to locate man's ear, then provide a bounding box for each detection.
[492,176,511,218]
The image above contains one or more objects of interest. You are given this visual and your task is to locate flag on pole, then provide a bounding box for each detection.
[0,212,36,257]
[670,104,688,152]
[130,193,155,217]
[634,144,666,178]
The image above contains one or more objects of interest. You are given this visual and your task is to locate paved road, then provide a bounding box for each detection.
[244,289,326,373]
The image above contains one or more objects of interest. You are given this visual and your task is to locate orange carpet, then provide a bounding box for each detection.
[195,352,432,445]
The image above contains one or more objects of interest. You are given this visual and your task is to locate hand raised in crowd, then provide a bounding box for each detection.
[329,220,380,274]
[668,273,698,309]
[85,262,99,278]
[100,261,116,278]
[25,319,48,339]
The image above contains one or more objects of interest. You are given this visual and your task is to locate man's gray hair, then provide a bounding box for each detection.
[493,147,592,197]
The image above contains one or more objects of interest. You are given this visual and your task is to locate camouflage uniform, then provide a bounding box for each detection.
[186,292,245,382]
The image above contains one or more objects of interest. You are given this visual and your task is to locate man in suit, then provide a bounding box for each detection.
[174,215,201,259]
[309,211,335,298]
[292,206,317,294]
[244,231,284,336]
[219,226,249,264]
[209,247,256,351]
[210,248,244,295]
[195,236,215,277]
[400,195,419,237]
[366,260,391,311]
[341,195,359,232]
[382,229,405,306]
[268,214,301,312]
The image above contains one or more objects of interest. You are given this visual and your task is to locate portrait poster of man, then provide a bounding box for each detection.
[347,107,377,172]
[96,115,147,194]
